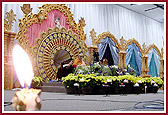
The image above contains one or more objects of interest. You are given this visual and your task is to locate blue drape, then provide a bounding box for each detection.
[102,44,114,66]
[148,53,158,77]
[98,37,119,65]
[125,43,142,75]
[147,48,160,77]
[129,50,140,75]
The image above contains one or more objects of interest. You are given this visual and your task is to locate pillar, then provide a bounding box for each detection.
[159,59,164,80]
[87,46,98,64]
[118,51,127,69]
[4,31,16,90]
[141,56,150,78]
[4,33,8,62]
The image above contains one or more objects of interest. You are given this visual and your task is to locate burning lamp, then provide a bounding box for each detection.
[12,45,41,111]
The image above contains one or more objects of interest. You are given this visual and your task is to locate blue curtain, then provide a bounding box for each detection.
[125,43,142,75]
[102,44,114,66]
[98,37,119,65]
[148,53,158,77]
[147,48,160,77]
[128,50,140,76]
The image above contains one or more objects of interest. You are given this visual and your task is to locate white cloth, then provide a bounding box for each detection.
[4,3,164,50]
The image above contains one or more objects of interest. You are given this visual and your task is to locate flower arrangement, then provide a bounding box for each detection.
[130,76,164,94]
[61,74,80,88]
[72,62,109,76]
[63,63,163,94]
[126,65,139,76]
[79,74,97,88]
[151,77,164,87]
[134,83,139,87]
[62,74,163,94]
[73,62,138,77]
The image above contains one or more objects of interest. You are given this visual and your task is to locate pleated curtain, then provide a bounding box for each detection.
[98,37,119,65]
[147,48,160,77]
[125,43,142,75]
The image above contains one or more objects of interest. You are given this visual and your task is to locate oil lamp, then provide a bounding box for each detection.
[12,45,41,111]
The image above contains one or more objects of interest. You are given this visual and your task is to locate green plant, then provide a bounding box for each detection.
[79,74,97,88]
[62,73,164,94]
[62,74,80,88]
[150,77,164,88]
[32,76,44,86]
[118,75,137,84]
[127,65,139,76]
[73,62,103,75]
[73,63,139,77]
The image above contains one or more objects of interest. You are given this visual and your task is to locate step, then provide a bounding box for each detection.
[41,86,66,93]
[42,82,64,86]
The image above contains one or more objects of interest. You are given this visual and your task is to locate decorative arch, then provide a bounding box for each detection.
[15,4,88,80]
[15,4,87,60]
[16,4,86,46]
[33,26,87,80]
[96,31,121,51]
[146,44,161,57]
[124,38,144,56]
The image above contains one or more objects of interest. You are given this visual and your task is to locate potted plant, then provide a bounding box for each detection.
[150,77,163,93]
[151,77,164,88]
[94,76,108,94]
[62,74,80,94]
[79,74,97,95]
[117,75,137,94]
[31,76,44,88]
[134,77,163,93]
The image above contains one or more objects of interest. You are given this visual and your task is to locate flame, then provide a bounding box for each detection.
[12,45,34,87]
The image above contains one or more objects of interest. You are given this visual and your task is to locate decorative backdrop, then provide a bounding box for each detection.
[4,3,164,50]
[3,3,165,86]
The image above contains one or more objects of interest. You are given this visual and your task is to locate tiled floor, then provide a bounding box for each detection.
[3,90,165,112]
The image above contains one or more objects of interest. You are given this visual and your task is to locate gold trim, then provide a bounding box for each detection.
[33,26,87,80]
[120,36,126,51]
[141,56,150,77]
[15,4,88,80]
[16,4,86,50]
[96,31,121,51]
[146,43,162,58]
[87,46,98,64]
[20,4,33,15]
[4,9,16,32]
[124,38,144,56]
[90,28,97,47]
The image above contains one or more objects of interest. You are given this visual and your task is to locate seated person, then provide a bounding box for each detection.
[57,58,74,80]
[93,51,100,64]
[73,54,86,67]
[100,58,108,65]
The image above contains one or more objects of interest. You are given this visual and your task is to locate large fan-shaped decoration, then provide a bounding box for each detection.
[53,50,70,71]
[36,26,87,80]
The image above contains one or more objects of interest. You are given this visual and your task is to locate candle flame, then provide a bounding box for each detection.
[12,45,34,88]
